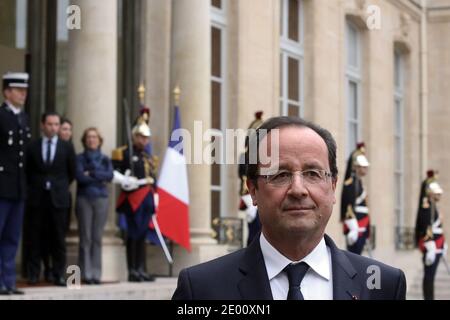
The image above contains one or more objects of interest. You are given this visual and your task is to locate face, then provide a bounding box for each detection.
[59,122,73,141]
[355,165,368,177]
[85,130,101,150]
[133,134,150,150]
[430,192,441,203]
[41,115,61,138]
[4,87,27,107]
[247,126,337,240]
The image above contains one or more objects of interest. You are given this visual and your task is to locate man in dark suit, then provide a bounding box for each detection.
[0,72,31,295]
[25,112,76,286]
[173,116,407,300]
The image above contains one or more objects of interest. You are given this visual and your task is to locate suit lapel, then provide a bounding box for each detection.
[52,139,62,166]
[237,236,273,300]
[36,138,46,168]
[325,235,361,300]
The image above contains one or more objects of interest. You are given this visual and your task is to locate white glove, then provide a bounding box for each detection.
[122,176,139,191]
[345,218,359,246]
[424,241,437,266]
[241,194,257,223]
[113,170,139,191]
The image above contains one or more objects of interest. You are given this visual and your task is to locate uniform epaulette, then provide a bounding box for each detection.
[344,177,353,186]
[112,145,127,161]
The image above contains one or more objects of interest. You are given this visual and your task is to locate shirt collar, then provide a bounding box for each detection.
[6,101,21,115]
[43,135,58,144]
[260,233,331,282]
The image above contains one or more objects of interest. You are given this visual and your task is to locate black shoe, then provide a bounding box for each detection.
[128,271,142,282]
[27,276,39,285]
[45,271,54,283]
[54,277,66,287]
[92,279,101,285]
[0,286,10,295]
[8,288,24,295]
[138,272,155,282]
[83,279,93,285]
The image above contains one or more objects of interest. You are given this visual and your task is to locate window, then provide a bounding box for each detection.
[394,51,404,228]
[210,1,227,220]
[345,20,362,157]
[280,0,303,117]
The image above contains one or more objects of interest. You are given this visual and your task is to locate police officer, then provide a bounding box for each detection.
[341,142,370,255]
[239,111,263,246]
[0,72,31,295]
[112,110,157,282]
[415,170,447,300]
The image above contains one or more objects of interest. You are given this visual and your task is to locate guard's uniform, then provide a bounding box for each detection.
[341,143,370,255]
[239,112,263,246]
[415,171,446,300]
[112,143,158,281]
[0,73,31,294]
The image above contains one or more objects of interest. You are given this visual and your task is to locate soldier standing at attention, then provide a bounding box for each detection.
[0,72,31,295]
[340,142,370,255]
[112,110,158,282]
[239,111,263,246]
[415,170,447,300]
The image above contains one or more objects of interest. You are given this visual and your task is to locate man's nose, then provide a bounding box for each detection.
[287,173,308,197]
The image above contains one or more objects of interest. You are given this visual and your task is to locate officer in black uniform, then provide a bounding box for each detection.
[0,72,31,295]
[415,170,447,300]
[239,111,263,246]
[112,110,157,282]
[340,142,371,255]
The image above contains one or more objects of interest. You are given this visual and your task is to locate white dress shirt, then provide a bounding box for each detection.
[260,233,333,300]
[6,101,21,115]
[42,135,58,164]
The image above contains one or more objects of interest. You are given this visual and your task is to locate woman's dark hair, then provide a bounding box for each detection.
[61,118,73,127]
[245,116,338,183]
[81,127,104,149]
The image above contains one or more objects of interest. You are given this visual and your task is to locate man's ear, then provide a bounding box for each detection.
[247,178,258,205]
[332,176,337,204]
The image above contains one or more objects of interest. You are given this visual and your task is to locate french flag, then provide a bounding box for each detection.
[156,106,191,251]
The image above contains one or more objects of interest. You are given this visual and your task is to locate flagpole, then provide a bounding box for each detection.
[152,214,173,264]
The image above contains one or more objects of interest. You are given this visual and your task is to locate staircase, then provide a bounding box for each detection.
[0,278,178,300]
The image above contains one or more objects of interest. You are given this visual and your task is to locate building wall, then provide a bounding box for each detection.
[223,0,427,255]
[428,5,450,239]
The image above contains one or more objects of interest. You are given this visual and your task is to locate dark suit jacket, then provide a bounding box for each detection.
[172,234,407,300]
[0,102,32,200]
[26,137,76,208]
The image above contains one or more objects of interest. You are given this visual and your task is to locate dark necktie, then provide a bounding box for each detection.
[46,139,52,165]
[284,262,310,300]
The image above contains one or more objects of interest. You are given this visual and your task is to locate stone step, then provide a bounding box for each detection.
[0,278,178,300]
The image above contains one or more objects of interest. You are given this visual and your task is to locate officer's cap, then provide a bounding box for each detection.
[2,72,29,90]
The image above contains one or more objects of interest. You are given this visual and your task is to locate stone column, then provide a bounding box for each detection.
[165,0,228,274]
[66,0,126,282]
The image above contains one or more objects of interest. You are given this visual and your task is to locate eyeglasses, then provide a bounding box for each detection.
[258,169,333,187]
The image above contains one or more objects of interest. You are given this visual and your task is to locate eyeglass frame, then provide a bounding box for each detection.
[257,169,334,187]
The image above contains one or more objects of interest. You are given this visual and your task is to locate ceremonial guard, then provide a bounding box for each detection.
[112,108,158,282]
[340,142,370,255]
[0,72,31,295]
[415,170,447,300]
[238,111,263,246]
